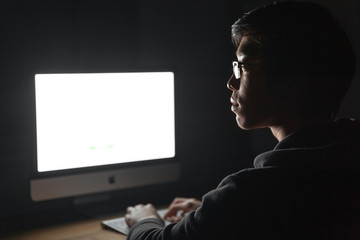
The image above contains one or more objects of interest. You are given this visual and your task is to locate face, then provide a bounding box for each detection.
[227,36,277,130]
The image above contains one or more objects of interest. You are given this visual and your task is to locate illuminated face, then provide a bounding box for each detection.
[227,36,277,130]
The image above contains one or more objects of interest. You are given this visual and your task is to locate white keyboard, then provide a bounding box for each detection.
[102,209,170,235]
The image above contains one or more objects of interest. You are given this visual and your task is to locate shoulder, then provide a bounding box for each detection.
[218,166,283,189]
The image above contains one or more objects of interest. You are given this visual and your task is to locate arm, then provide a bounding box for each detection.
[124,174,244,240]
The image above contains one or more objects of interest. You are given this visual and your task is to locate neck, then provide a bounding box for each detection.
[269,113,333,142]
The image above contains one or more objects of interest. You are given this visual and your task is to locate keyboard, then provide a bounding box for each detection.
[102,208,170,235]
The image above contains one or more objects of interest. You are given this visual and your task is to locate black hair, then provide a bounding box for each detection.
[231,1,356,117]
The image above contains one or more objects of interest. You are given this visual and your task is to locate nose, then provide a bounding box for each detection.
[227,73,239,90]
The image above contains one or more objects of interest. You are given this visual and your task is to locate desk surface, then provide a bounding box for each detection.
[2,216,127,240]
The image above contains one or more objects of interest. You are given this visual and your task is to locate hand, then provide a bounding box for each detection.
[125,203,163,227]
[163,197,202,222]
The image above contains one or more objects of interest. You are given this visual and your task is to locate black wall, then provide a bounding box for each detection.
[0,0,359,227]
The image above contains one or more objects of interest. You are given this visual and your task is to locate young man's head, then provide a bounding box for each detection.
[228,1,356,130]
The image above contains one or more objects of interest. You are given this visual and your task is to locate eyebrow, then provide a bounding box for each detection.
[237,46,262,63]
[236,48,251,57]
[236,37,263,60]
[236,50,255,62]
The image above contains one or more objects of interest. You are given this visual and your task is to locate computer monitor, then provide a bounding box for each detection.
[30,71,179,202]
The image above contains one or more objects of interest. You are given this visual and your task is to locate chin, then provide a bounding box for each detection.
[236,116,252,130]
[237,123,253,130]
[236,115,263,130]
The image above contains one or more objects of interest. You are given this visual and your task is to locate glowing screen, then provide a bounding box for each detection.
[35,72,175,172]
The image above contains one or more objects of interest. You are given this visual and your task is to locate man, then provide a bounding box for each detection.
[125,1,360,239]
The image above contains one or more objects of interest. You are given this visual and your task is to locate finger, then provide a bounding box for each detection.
[163,207,178,219]
[125,214,132,226]
[145,203,155,208]
[168,198,185,208]
[171,197,187,205]
[168,198,188,211]
[126,206,134,213]
[168,215,183,223]
[163,204,185,219]
[164,198,190,219]
[180,210,187,217]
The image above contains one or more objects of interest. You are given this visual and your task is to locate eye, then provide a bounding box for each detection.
[239,63,248,71]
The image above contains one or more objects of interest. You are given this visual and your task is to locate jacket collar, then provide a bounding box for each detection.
[253,119,360,168]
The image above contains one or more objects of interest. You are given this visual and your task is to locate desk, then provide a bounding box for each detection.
[1,216,127,240]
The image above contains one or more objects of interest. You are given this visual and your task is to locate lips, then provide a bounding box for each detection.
[230,97,240,111]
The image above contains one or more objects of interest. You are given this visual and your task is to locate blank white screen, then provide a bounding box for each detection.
[35,72,175,172]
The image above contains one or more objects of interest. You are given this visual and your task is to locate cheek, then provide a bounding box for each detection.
[240,75,267,103]
[241,78,275,118]
[239,77,252,99]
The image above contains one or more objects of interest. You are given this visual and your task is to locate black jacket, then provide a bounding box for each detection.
[128,119,360,240]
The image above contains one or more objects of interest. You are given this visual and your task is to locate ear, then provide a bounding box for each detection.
[269,75,305,106]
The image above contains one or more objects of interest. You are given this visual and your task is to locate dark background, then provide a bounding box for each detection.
[0,0,359,232]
